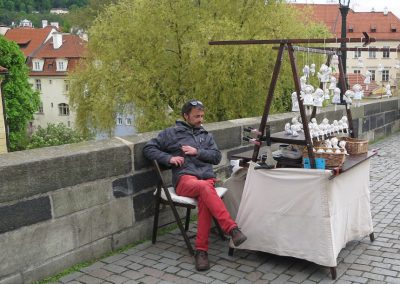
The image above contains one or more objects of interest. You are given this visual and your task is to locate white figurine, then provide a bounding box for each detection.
[313,88,324,108]
[300,76,307,90]
[344,90,354,106]
[317,64,331,83]
[352,84,363,107]
[303,65,310,77]
[291,92,300,112]
[285,122,292,135]
[310,63,316,76]
[386,84,392,97]
[364,71,372,90]
[332,87,341,105]
[291,124,299,137]
[330,137,339,149]
[339,140,348,155]
[301,85,315,106]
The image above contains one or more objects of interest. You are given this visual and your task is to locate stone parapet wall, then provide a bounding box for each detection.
[0,97,399,283]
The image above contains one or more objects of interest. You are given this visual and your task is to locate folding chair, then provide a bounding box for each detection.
[152,160,228,255]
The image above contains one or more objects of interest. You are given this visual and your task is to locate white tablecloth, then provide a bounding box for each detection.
[234,161,373,267]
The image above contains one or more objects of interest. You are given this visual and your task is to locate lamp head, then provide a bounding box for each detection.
[339,0,350,7]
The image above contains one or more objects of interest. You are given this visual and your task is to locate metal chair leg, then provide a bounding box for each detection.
[185,208,191,231]
[152,194,161,244]
[330,267,337,280]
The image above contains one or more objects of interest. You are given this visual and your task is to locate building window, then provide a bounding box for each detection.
[382,70,389,82]
[354,49,361,58]
[383,46,390,58]
[391,24,397,32]
[370,24,376,32]
[369,48,376,59]
[368,70,376,81]
[64,80,69,92]
[353,70,361,74]
[32,59,43,71]
[35,79,41,91]
[56,59,68,71]
[125,118,132,125]
[38,101,44,113]
[116,117,123,125]
[348,24,354,33]
[58,103,70,116]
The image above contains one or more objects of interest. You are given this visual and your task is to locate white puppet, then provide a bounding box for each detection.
[310,63,316,76]
[352,84,363,107]
[303,65,310,78]
[301,85,315,106]
[332,87,341,105]
[364,70,372,90]
[386,84,392,97]
[291,92,300,112]
[300,75,307,90]
[317,64,331,83]
[331,54,339,72]
[344,90,354,106]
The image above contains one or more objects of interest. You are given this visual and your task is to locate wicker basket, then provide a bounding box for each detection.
[303,147,346,168]
[340,137,368,155]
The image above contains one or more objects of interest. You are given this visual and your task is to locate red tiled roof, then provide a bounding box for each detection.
[293,3,400,40]
[28,34,86,76]
[4,26,55,57]
[32,34,86,58]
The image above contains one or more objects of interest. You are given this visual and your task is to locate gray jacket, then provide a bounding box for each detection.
[143,121,222,186]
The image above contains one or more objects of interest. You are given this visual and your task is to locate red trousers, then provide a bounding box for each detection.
[176,175,237,251]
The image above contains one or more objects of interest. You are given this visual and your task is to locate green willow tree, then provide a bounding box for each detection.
[0,36,40,151]
[68,0,330,135]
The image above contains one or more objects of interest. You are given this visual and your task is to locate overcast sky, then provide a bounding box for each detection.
[291,0,400,18]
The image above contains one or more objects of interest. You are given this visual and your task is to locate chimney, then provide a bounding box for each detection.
[384,7,388,15]
[53,33,63,49]
[50,22,59,29]
[42,20,48,28]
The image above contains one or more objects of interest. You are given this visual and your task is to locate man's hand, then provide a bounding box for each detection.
[181,145,198,156]
[169,156,184,167]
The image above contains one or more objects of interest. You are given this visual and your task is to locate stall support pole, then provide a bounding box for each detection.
[251,43,285,162]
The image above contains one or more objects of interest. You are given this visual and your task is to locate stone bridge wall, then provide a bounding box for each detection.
[0,98,399,283]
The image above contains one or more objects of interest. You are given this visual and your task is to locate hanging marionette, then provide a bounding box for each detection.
[352,84,363,107]
[364,70,372,90]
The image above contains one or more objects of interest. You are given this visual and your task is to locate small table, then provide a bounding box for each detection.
[231,152,376,279]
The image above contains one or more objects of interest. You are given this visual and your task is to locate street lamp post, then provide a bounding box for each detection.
[339,0,351,87]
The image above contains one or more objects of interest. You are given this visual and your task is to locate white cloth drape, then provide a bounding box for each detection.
[234,161,373,267]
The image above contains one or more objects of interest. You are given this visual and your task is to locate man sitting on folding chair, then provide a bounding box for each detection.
[143,99,247,271]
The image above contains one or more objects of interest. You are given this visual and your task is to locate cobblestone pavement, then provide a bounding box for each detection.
[58,132,400,284]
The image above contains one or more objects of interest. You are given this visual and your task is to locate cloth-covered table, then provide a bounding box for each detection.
[234,160,373,267]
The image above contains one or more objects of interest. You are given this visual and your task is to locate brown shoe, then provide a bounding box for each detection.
[194,250,210,271]
[230,227,247,247]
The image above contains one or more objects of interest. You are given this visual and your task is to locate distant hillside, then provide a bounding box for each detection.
[0,0,89,30]
[0,0,87,13]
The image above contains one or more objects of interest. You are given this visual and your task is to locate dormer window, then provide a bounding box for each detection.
[391,24,397,32]
[370,24,377,32]
[32,59,44,71]
[56,59,68,71]
[348,24,354,32]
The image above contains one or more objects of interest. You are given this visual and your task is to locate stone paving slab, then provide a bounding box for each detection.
[56,132,400,283]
